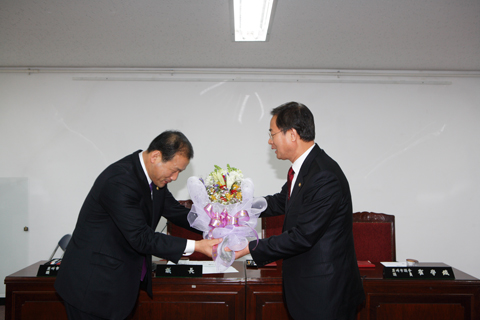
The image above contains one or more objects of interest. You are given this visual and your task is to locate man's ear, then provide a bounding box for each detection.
[290,128,298,141]
[149,150,162,164]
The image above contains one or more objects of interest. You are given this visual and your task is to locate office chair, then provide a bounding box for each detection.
[49,234,71,260]
[352,211,396,262]
[261,215,284,238]
[261,211,396,263]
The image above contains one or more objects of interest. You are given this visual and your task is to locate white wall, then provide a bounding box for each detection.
[1,69,479,296]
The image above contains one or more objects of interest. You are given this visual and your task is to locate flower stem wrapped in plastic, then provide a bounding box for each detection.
[187,165,267,272]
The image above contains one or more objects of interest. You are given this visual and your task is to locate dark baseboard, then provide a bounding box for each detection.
[0,297,5,305]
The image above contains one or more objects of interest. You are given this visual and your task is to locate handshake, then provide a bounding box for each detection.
[194,238,250,260]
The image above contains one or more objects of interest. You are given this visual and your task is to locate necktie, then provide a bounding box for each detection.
[141,258,147,281]
[287,167,294,200]
[141,182,155,280]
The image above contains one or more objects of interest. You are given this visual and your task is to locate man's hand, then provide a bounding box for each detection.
[194,238,222,258]
[234,245,250,260]
[225,245,250,260]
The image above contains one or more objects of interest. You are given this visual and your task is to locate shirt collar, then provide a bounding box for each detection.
[139,151,152,186]
[291,143,316,175]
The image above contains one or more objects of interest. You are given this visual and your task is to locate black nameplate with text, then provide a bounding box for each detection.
[155,264,203,278]
[37,260,62,277]
[384,265,455,280]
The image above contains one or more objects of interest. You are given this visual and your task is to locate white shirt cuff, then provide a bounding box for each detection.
[183,239,196,256]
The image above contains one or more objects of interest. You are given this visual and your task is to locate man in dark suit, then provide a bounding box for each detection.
[233,102,365,319]
[55,131,221,320]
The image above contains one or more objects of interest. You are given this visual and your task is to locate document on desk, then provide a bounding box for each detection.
[381,262,407,267]
[168,260,238,274]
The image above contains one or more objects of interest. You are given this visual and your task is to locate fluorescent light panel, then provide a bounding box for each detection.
[232,0,275,41]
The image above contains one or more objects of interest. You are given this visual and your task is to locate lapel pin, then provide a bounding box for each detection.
[156,186,159,190]
[298,183,301,187]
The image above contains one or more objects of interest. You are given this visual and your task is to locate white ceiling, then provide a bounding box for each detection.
[1,0,479,71]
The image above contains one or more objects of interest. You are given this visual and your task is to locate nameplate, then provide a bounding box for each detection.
[155,264,203,278]
[383,266,455,280]
[37,260,61,277]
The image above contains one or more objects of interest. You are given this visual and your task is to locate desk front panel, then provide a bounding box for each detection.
[245,262,480,320]
[133,284,245,320]
[4,261,246,320]
[362,278,480,320]
[244,262,292,320]
[246,283,292,320]
[6,261,480,320]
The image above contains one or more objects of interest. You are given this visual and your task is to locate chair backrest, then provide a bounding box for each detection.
[261,215,284,238]
[261,211,396,263]
[167,200,208,260]
[352,211,396,262]
[58,234,71,251]
[49,234,71,260]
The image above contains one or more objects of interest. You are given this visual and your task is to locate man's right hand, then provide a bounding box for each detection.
[194,238,222,258]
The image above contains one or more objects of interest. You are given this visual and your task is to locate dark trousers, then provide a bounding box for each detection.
[336,305,359,320]
[64,302,109,320]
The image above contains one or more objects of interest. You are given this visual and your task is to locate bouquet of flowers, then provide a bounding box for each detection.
[187,165,267,272]
[204,164,243,205]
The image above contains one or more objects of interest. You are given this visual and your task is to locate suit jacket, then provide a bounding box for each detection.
[55,150,195,320]
[249,145,365,319]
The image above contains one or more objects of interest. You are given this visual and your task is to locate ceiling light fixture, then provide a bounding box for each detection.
[231,0,276,42]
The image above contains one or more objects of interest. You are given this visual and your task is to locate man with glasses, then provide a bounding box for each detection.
[233,102,365,320]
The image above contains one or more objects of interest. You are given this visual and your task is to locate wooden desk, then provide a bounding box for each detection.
[358,263,480,320]
[245,260,291,320]
[5,261,480,320]
[245,261,480,320]
[4,260,246,320]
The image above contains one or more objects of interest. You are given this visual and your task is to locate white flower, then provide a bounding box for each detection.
[226,171,242,189]
[202,164,244,205]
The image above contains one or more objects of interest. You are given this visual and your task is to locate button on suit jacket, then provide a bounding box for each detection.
[249,145,365,319]
[55,150,195,320]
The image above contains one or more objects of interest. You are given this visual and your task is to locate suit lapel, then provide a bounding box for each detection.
[286,145,321,210]
[152,186,164,227]
[131,150,154,226]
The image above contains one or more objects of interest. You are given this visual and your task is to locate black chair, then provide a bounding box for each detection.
[49,234,71,260]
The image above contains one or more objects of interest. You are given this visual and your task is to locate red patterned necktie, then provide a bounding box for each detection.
[287,167,294,200]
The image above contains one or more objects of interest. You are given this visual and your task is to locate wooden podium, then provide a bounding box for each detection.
[4,260,480,320]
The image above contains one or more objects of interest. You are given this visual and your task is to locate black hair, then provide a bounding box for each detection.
[271,101,315,141]
[147,130,194,162]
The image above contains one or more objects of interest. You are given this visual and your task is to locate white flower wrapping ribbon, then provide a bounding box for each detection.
[187,176,267,272]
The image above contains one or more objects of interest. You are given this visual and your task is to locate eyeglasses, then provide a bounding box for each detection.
[268,130,282,140]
